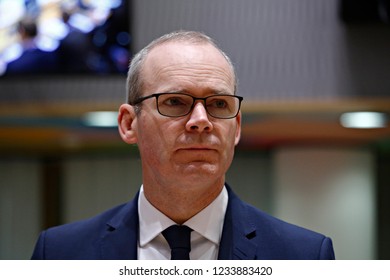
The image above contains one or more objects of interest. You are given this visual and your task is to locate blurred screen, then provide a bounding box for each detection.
[0,0,131,76]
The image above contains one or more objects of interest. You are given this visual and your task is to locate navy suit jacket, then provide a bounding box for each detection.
[31,185,335,260]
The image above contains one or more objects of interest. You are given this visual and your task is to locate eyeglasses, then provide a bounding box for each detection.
[130,93,243,119]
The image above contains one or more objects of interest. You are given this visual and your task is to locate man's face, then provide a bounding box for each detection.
[128,42,241,188]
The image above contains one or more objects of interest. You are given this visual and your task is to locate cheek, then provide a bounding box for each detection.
[221,122,239,147]
[215,125,238,163]
[137,118,176,162]
[138,134,168,172]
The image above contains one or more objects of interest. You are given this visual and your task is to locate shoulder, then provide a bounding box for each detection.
[47,203,127,236]
[245,202,323,241]
[226,185,335,259]
[31,200,137,259]
[249,204,335,259]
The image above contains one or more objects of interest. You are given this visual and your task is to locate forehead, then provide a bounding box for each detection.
[142,41,235,93]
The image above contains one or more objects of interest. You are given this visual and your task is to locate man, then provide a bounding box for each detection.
[5,18,58,75]
[31,30,335,260]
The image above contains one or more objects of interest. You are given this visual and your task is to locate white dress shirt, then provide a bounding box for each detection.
[137,185,228,260]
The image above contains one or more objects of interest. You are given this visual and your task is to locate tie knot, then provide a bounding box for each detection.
[162,225,192,260]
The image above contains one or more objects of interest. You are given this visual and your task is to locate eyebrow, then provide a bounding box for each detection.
[160,88,233,96]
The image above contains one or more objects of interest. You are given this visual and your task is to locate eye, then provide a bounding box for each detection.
[209,99,228,108]
[165,97,186,106]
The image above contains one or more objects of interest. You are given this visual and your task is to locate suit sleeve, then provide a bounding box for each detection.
[319,237,335,260]
[31,231,46,260]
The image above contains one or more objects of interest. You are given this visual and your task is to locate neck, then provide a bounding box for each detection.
[143,178,224,224]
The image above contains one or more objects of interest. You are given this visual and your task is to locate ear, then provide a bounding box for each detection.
[234,111,242,146]
[118,104,138,144]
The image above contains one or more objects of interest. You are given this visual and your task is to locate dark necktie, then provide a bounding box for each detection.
[162,225,192,260]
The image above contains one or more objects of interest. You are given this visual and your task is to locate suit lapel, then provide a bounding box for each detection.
[218,185,258,260]
[97,187,260,260]
[100,192,139,259]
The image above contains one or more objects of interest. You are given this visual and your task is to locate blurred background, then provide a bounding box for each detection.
[0,0,389,260]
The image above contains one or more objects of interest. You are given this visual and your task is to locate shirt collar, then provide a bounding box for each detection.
[138,185,228,247]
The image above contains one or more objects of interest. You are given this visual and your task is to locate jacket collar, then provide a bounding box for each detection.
[100,192,140,259]
[218,184,258,260]
[99,186,259,260]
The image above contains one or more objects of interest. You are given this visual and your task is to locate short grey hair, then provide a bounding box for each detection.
[126,30,237,108]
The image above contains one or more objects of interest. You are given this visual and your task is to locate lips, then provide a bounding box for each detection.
[184,147,212,150]
[177,145,216,151]
[175,138,220,153]
[174,145,219,165]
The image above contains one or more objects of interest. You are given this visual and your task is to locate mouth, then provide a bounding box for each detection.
[178,146,215,151]
[175,146,218,159]
[174,146,219,165]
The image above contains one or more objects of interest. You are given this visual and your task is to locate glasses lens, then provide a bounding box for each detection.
[206,95,240,118]
[157,93,193,117]
[155,93,241,118]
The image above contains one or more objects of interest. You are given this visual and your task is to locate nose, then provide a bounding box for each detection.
[185,102,213,133]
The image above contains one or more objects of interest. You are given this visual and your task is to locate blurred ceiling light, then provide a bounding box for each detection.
[69,13,95,33]
[39,18,68,40]
[340,112,387,129]
[82,111,118,127]
[0,0,24,28]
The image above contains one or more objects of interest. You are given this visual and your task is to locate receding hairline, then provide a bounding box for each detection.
[141,31,235,76]
[126,30,237,105]
[145,38,235,75]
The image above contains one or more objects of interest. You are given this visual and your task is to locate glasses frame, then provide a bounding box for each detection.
[130,92,244,119]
